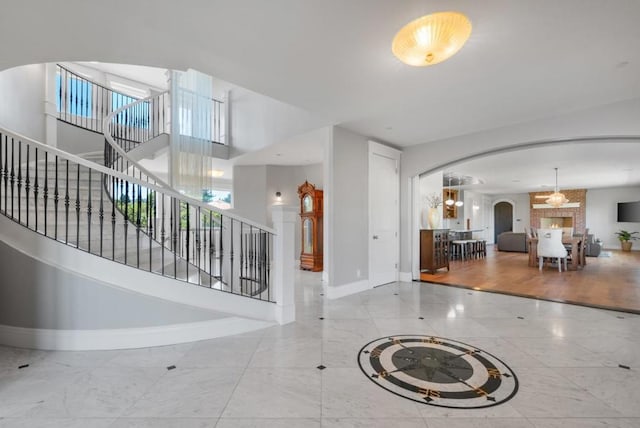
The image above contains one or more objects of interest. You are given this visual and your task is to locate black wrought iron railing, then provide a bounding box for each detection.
[0,127,275,301]
[103,91,274,299]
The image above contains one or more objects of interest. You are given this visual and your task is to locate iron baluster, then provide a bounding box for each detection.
[87,168,92,253]
[65,159,69,243]
[75,164,80,247]
[10,137,14,219]
[43,151,48,235]
[99,172,104,257]
[54,155,59,240]
[16,140,22,223]
[25,145,29,228]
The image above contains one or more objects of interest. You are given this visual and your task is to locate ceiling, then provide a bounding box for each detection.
[2,0,640,192]
[441,141,640,194]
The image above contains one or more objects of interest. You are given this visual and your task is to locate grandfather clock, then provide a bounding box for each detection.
[298,181,323,271]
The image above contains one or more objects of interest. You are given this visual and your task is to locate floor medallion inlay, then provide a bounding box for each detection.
[358,335,518,408]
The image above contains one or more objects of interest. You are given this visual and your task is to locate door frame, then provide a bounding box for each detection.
[368,141,401,287]
[492,199,516,243]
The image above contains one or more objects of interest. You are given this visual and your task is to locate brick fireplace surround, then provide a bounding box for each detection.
[529,189,587,233]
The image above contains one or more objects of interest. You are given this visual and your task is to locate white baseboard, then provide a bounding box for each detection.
[325,279,371,299]
[0,317,274,351]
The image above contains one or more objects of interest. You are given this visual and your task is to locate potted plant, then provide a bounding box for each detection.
[425,194,443,229]
[615,229,638,251]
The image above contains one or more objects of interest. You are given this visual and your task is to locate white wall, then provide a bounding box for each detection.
[0,64,46,142]
[266,164,323,258]
[229,88,329,158]
[232,163,324,258]
[587,186,640,249]
[231,165,268,225]
[399,97,640,273]
[0,240,224,330]
[326,126,369,288]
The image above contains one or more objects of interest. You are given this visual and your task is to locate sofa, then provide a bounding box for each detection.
[497,232,528,252]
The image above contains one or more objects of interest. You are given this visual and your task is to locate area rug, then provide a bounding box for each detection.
[599,251,612,257]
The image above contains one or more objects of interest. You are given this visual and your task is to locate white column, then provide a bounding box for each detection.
[271,205,296,325]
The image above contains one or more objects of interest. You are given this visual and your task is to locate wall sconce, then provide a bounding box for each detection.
[275,191,282,202]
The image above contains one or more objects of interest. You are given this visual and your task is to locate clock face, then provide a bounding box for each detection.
[358,335,518,408]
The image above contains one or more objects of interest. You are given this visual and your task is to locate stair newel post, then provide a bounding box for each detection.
[271,205,296,324]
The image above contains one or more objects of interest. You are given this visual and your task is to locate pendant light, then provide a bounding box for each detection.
[545,167,569,208]
[455,175,464,207]
[445,175,455,206]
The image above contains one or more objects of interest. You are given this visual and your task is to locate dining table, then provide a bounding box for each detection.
[527,235,585,270]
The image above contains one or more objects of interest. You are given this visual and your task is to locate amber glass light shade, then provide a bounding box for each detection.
[392,11,472,66]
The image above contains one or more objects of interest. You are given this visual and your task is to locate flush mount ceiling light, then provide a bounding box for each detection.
[545,167,569,208]
[392,11,472,67]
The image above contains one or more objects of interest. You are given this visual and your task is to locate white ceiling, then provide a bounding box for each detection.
[442,142,640,194]
[2,0,640,193]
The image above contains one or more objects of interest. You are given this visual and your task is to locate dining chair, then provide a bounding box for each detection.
[537,228,567,272]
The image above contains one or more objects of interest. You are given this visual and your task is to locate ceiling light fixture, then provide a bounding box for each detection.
[392,11,472,67]
[445,175,455,206]
[545,167,569,208]
[455,175,464,207]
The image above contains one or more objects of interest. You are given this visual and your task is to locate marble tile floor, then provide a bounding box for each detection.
[1,271,640,427]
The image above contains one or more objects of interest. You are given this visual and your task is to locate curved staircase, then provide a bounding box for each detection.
[0,65,291,350]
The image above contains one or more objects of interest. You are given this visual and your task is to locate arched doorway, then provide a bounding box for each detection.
[494,201,513,242]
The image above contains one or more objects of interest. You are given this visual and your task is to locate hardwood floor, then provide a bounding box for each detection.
[420,245,640,313]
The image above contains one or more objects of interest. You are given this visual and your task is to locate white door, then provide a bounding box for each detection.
[369,146,400,286]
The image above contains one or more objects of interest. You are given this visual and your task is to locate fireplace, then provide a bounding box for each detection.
[540,216,573,236]
[529,189,586,236]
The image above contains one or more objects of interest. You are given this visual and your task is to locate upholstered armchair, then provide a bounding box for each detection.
[537,228,568,272]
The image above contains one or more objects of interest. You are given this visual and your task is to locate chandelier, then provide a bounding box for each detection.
[545,168,569,208]
[392,11,472,67]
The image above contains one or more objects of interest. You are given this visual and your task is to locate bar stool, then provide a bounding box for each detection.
[465,240,478,260]
[450,240,465,260]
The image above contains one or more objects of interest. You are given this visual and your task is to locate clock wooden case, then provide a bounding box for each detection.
[298,181,323,271]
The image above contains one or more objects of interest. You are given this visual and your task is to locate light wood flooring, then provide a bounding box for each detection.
[420,245,640,314]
